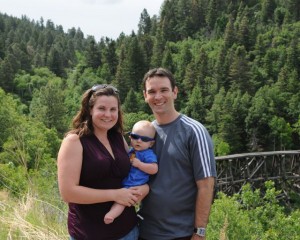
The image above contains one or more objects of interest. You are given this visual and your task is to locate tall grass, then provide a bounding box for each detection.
[0,190,68,240]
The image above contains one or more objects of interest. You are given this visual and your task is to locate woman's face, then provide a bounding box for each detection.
[90,95,119,132]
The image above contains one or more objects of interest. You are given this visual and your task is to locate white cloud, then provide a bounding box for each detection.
[0,0,163,40]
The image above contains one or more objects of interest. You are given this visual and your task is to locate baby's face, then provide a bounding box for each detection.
[129,127,154,151]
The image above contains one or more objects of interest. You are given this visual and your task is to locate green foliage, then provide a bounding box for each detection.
[122,88,141,113]
[0,189,67,239]
[0,88,23,148]
[123,112,154,135]
[0,163,28,196]
[29,77,68,134]
[208,181,300,239]
[212,134,230,156]
[84,36,101,69]
[0,116,60,171]
[269,116,293,150]
[0,3,299,238]
[183,85,205,122]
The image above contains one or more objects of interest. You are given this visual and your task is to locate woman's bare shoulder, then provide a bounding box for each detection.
[63,133,80,143]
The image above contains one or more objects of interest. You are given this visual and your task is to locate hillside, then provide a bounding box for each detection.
[0,0,300,238]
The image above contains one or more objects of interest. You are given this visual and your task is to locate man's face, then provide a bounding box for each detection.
[143,76,177,115]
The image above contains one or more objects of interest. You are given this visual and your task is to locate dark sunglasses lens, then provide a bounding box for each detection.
[130,133,140,140]
[140,136,151,142]
[130,133,153,142]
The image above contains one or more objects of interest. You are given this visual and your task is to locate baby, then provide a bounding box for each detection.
[104,120,158,224]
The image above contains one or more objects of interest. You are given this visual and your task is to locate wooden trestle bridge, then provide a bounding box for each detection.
[215,150,300,200]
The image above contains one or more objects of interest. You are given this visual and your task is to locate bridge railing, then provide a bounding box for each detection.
[215,150,300,196]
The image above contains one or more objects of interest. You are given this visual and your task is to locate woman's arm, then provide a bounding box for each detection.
[130,184,150,203]
[57,134,140,206]
[123,137,129,152]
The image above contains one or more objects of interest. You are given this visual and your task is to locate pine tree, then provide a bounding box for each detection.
[47,45,65,77]
[138,9,152,35]
[150,28,165,67]
[184,85,206,123]
[228,46,252,93]
[224,15,235,49]
[29,78,67,133]
[206,0,219,30]
[85,36,101,69]
[159,0,180,41]
[237,15,251,51]
[100,37,118,77]
[122,88,140,113]
[261,0,276,23]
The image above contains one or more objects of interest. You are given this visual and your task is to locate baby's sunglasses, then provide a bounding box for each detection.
[129,132,155,142]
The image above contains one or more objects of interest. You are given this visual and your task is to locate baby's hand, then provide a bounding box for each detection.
[131,157,141,168]
[130,153,136,163]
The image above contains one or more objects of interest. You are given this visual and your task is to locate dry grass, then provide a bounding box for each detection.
[0,192,68,240]
[219,217,229,240]
[0,190,9,201]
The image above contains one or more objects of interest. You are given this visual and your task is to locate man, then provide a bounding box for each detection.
[138,68,217,240]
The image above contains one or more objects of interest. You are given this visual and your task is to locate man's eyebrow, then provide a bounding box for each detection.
[146,88,155,92]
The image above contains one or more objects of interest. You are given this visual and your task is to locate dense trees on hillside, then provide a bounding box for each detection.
[0,0,299,158]
[0,0,299,238]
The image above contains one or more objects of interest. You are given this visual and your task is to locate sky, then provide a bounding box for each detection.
[0,0,164,40]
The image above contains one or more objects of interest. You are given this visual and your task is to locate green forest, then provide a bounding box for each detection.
[0,0,299,239]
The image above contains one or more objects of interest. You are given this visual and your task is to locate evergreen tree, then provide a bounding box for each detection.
[206,87,226,134]
[274,7,286,26]
[261,0,276,23]
[206,0,219,31]
[0,56,15,92]
[228,46,252,93]
[224,15,235,49]
[183,85,206,123]
[150,27,165,67]
[182,60,198,94]
[219,90,251,153]
[245,86,279,151]
[113,44,131,101]
[100,37,118,77]
[286,0,300,21]
[47,44,65,77]
[29,78,67,134]
[122,88,140,113]
[85,36,101,69]
[237,15,251,51]
[176,41,193,81]
[138,34,154,67]
[159,0,179,41]
[0,88,22,149]
[138,9,152,35]
[214,45,230,91]
[126,36,147,91]
[161,44,175,74]
[269,116,293,150]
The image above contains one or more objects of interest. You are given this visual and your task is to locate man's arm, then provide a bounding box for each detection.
[192,176,215,240]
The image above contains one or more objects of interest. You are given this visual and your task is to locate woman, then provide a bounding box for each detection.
[57,84,147,240]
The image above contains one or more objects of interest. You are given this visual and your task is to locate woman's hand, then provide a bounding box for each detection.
[114,188,141,207]
[130,184,149,202]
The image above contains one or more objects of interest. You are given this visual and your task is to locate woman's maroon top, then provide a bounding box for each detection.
[67,131,137,240]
